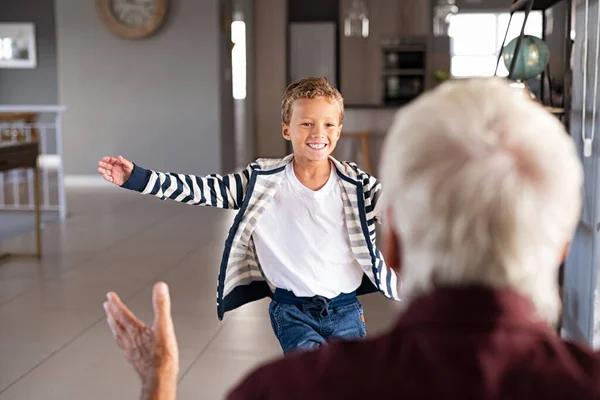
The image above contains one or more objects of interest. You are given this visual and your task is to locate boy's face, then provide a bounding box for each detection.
[282,96,342,163]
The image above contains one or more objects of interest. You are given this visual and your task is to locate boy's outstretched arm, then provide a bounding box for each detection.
[97,155,253,210]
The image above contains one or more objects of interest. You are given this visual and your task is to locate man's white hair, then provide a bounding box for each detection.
[380,78,583,325]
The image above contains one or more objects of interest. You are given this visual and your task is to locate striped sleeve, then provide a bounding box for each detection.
[362,172,401,301]
[121,163,254,210]
[375,248,400,300]
[370,177,384,224]
[361,172,383,225]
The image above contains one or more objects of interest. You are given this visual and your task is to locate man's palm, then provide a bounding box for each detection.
[98,155,134,186]
[104,283,179,382]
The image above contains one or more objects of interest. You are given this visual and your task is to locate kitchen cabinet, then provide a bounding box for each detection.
[340,0,450,106]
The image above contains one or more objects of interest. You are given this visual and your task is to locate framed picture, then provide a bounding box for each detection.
[0,23,37,69]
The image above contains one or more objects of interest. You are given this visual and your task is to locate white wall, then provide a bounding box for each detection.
[55,0,223,177]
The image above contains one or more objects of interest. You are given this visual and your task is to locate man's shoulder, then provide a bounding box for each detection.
[226,338,387,400]
[560,338,600,372]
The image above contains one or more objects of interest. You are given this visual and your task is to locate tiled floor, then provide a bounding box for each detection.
[0,186,401,399]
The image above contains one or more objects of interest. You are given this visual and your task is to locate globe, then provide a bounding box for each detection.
[501,35,550,80]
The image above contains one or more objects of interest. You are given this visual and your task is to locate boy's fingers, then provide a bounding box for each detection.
[102,156,117,164]
[98,161,113,170]
[98,168,113,177]
[118,155,133,170]
[98,170,113,183]
[98,167,112,177]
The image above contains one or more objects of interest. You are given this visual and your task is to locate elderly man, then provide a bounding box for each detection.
[104,77,600,399]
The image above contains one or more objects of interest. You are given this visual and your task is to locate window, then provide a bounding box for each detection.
[231,21,246,100]
[0,38,13,60]
[448,12,543,78]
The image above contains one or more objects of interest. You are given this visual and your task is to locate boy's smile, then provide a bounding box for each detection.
[282,96,342,164]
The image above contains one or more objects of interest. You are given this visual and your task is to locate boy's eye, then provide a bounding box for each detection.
[326,123,336,127]
[302,123,312,127]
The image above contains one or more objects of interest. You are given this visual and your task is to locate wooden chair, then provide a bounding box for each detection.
[0,112,42,259]
[0,112,39,143]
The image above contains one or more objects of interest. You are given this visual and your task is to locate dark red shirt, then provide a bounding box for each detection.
[227,287,600,400]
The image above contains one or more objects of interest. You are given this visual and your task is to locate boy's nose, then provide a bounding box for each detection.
[311,125,325,137]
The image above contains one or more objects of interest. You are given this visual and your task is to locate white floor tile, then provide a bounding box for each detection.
[0,188,400,399]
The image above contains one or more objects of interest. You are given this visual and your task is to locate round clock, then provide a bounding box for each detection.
[96,0,169,40]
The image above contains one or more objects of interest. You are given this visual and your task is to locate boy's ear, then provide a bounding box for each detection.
[282,123,291,141]
[337,124,343,140]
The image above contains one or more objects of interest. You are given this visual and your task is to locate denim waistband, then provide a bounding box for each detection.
[274,288,357,309]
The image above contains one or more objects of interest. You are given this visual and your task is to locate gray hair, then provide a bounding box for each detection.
[380,78,582,326]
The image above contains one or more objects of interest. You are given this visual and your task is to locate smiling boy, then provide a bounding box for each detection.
[97,77,399,354]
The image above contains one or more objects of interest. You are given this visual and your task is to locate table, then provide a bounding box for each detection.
[0,141,41,260]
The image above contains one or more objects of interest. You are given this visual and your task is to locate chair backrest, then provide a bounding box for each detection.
[0,112,39,143]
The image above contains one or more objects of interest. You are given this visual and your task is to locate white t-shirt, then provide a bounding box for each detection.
[252,161,364,298]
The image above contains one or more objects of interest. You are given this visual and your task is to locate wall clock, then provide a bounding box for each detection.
[96,0,169,40]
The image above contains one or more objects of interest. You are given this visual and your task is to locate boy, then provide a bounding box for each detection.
[97,77,400,354]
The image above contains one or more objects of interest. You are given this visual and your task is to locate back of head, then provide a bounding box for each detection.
[380,77,582,325]
[281,76,344,125]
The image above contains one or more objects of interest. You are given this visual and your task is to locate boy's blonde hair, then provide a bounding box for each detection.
[281,76,344,125]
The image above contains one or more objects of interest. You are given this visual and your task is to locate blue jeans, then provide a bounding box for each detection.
[269,289,367,355]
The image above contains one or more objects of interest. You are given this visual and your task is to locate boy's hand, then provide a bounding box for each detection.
[98,155,134,186]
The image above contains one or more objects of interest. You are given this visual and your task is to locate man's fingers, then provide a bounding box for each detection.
[106,292,144,334]
[106,312,122,339]
[105,301,127,331]
[106,292,132,317]
[152,282,176,341]
[104,302,130,350]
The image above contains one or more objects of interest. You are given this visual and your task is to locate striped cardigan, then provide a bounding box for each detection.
[122,154,400,319]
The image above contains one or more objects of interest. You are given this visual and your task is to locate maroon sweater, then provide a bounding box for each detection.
[227,287,600,400]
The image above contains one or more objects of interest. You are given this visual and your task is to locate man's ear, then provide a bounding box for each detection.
[282,123,291,141]
[382,208,402,275]
[560,241,571,263]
